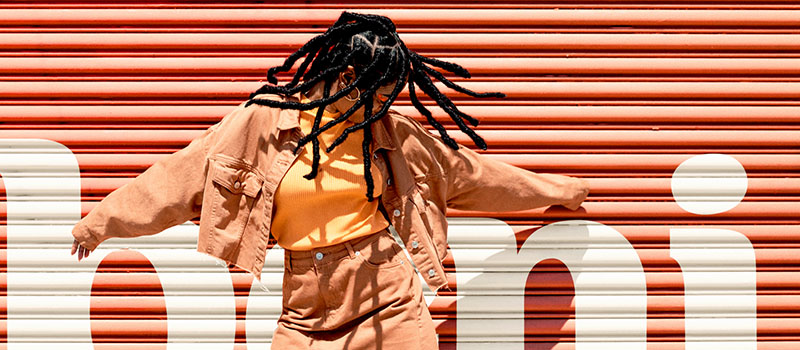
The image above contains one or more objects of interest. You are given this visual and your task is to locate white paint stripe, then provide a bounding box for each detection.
[6,295,281,318]
[246,244,284,347]
[451,218,647,350]
[671,154,748,215]
[0,139,91,349]
[671,228,757,350]
[143,243,237,349]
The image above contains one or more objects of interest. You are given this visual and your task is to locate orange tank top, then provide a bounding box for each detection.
[270,99,390,250]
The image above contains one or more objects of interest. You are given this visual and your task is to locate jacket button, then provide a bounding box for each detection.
[393,209,401,217]
[427,269,435,277]
[315,252,324,260]
[387,178,392,186]
[233,181,241,189]
[411,240,419,249]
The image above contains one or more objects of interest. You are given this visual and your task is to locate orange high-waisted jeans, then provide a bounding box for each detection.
[271,228,438,349]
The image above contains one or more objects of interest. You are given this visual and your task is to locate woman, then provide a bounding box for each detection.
[71,12,589,349]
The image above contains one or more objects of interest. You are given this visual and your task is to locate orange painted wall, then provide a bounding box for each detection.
[0,2,798,349]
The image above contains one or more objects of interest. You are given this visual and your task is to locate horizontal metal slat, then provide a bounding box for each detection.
[4,294,800,319]
[4,294,791,317]
[32,176,795,196]
[439,318,800,338]
[51,153,800,173]
[6,247,800,272]
[4,224,800,246]
[445,201,800,220]
[2,9,800,27]
[3,33,800,51]
[4,129,796,148]
[5,1,800,10]
[8,81,800,100]
[4,105,800,124]
[2,270,800,295]
[4,57,800,76]
[62,201,800,220]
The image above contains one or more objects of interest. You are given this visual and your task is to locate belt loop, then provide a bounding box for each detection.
[285,249,293,272]
[345,241,356,259]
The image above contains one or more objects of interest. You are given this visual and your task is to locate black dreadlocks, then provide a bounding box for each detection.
[245,12,505,201]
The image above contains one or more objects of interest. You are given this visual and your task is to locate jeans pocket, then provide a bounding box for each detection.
[359,232,405,270]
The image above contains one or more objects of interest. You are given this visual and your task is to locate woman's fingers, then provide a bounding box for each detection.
[559,177,590,211]
[71,238,92,261]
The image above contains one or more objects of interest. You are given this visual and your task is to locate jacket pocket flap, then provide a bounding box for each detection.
[211,161,263,197]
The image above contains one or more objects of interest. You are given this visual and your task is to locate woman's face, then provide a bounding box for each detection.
[329,66,399,122]
[370,83,397,112]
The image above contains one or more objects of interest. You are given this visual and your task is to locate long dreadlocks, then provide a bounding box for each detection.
[245,12,505,201]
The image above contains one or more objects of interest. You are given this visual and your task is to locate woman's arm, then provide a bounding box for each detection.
[441,142,589,213]
[71,121,221,254]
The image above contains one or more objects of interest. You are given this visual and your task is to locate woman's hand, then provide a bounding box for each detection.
[562,177,590,211]
[71,238,92,261]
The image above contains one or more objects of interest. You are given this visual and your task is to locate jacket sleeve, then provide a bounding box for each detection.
[440,141,588,212]
[71,122,221,251]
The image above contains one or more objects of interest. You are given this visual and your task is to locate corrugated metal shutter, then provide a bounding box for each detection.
[1,2,798,349]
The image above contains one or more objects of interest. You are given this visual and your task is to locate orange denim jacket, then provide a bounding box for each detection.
[71,93,586,292]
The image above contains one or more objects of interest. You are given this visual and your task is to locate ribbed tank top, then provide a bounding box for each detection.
[270,100,390,251]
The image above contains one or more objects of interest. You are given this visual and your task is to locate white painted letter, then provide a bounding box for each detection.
[450,218,647,350]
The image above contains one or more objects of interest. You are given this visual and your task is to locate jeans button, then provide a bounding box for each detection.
[315,252,323,260]
[393,209,401,217]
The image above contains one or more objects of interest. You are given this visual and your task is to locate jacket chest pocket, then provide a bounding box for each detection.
[201,158,265,260]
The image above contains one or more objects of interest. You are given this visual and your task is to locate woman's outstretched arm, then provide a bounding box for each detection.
[70,122,221,258]
[442,144,589,212]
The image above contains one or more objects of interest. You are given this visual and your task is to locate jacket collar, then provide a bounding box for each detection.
[272,94,397,152]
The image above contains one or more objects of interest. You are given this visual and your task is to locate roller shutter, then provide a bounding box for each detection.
[0,2,798,349]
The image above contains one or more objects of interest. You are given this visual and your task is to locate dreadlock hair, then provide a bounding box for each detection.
[245,11,505,201]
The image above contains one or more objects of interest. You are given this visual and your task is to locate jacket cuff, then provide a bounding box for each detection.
[72,221,101,251]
